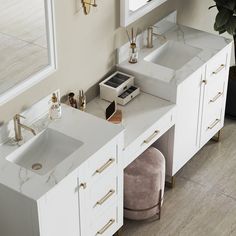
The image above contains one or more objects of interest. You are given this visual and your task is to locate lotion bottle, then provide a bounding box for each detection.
[49,93,62,120]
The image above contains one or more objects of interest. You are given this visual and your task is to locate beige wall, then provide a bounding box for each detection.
[1,0,225,123]
[0,0,178,123]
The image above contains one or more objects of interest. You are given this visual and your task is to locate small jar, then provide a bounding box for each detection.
[129,43,138,64]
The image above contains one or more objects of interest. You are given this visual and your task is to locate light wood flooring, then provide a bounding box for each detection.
[122,119,236,236]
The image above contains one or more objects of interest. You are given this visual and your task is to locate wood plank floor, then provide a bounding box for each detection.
[122,119,236,236]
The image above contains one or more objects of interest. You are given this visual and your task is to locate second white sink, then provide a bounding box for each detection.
[6,128,83,175]
[144,40,202,70]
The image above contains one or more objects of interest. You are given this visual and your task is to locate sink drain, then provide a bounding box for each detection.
[32,163,42,170]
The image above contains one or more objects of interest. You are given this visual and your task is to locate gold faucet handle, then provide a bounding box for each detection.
[14,114,26,120]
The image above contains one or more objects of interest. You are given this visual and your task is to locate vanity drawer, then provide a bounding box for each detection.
[123,110,175,168]
[204,80,225,107]
[201,106,223,146]
[91,207,118,236]
[87,142,117,184]
[88,176,117,218]
[206,48,229,80]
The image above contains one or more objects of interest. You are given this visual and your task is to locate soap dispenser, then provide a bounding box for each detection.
[49,93,62,120]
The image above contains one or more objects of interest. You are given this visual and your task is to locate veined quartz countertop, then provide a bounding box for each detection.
[0,105,123,200]
[118,21,232,85]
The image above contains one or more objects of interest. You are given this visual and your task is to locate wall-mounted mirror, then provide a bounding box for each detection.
[120,0,167,27]
[0,0,56,105]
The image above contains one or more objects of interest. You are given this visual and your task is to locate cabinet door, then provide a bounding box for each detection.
[172,68,203,175]
[37,171,80,236]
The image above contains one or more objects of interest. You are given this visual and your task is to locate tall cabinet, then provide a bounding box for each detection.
[171,44,232,176]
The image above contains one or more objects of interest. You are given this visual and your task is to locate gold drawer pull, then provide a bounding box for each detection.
[210,92,223,103]
[95,158,115,174]
[97,219,115,235]
[212,64,225,75]
[96,189,115,206]
[208,119,220,130]
[143,130,159,144]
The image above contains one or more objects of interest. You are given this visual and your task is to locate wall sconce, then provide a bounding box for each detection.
[81,0,97,15]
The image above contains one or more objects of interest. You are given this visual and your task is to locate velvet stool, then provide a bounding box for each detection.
[124,147,165,221]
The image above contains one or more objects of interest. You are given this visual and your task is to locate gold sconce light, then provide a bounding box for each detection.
[81,0,97,15]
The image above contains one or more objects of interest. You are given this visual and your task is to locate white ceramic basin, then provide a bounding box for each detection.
[144,40,202,70]
[6,128,83,175]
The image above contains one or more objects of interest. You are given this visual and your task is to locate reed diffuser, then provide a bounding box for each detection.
[126,27,139,64]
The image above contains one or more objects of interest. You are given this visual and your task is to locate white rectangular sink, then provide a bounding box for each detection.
[6,128,83,175]
[144,41,202,70]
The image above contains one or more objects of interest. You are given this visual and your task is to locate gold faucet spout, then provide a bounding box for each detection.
[13,114,37,142]
[19,123,37,136]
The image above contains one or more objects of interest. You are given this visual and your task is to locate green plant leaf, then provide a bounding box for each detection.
[226,16,236,35]
[214,22,227,33]
[215,8,232,28]
[215,0,236,11]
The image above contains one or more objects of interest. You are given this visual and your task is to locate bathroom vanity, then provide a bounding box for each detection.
[117,15,232,181]
[0,103,124,236]
[0,12,233,236]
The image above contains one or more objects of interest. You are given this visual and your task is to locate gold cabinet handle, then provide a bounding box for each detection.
[97,219,115,235]
[143,130,159,144]
[212,64,225,75]
[79,183,87,189]
[95,189,115,207]
[208,119,220,130]
[95,158,115,175]
[210,92,223,103]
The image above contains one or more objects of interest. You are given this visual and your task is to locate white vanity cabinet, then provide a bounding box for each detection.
[171,44,232,175]
[38,138,123,236]
[171,68,204,174]
[77,138,124,236]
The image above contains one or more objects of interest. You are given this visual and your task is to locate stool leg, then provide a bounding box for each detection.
[165,176,175,188]
[158,189,162,220]
[211,130,221,142]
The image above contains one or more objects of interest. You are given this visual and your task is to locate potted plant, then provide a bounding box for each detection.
[209,0,236,118]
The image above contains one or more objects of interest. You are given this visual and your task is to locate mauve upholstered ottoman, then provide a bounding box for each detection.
[124,147,165,221]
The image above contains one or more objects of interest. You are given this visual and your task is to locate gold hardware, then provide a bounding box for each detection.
[147,26,166,48]
[95,158,115,174]
[211,130,221,142]
[13,114,37,142]
[79,183,87,189]
[210,92,223,103]
[81,0,97,15]
[97,219,115,235]
[212,64,225,75]
[96,189,115,206]
[143,130,159,144]
[202,80,207,85]
[208,119,220,130]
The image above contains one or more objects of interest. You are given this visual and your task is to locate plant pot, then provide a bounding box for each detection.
[226,66,236,119]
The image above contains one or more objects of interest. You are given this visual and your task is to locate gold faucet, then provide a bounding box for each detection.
[13,114,37,142]
[147,26,167,48]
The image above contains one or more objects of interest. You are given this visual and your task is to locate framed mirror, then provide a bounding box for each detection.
[120,0,168,27]
[0,0,56,105]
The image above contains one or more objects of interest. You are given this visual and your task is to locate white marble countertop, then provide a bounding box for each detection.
[0,105,123,200]
[118,21,232,86]
[86,92,176,150]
